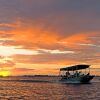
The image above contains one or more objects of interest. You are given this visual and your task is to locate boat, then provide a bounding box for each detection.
[59,64,94,83]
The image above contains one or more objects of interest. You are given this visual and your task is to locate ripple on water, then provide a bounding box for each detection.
[0,77,99,100]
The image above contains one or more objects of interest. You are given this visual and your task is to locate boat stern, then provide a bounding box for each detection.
[80,75,95,83]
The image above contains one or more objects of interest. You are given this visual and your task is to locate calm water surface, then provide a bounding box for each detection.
[0,76,99,100]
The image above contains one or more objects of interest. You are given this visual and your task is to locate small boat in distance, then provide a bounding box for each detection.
[59,64,94,83]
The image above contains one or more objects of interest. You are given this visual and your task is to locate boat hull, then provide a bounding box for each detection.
[59,75,94,84]
[80,75,94,83]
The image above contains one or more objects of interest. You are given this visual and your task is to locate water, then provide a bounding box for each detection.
[0,76,99,100]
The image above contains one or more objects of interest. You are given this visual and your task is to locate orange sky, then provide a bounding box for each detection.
[0,0,100,76]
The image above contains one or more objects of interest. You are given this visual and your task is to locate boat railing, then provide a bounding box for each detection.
[60,70,90,79]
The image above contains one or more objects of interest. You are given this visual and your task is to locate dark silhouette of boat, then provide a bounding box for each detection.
[59,64,94,83]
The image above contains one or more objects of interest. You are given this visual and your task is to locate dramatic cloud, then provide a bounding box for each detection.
[0,0,100,75]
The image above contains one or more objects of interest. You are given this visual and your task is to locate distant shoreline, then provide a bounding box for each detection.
[0,75,100,77]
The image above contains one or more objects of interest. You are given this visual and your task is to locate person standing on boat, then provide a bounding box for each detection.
[66,71,70,77]
[75,71,79,77]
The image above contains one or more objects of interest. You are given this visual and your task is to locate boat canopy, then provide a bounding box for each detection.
[60,64,90,71]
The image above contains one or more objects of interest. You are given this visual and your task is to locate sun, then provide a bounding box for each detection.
[0,70,11,77]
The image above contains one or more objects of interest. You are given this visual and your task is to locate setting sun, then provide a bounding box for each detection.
[0,70,11,77]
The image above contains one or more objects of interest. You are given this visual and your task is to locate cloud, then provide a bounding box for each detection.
[1,0,100,34]
[11,68,35,75]
[13,53,80,65]
[0,46,41,56]
[0,60,15,68]
[3,19,99,50]
[38,49,74,54]
[1,21,99,66]
[0,20,99,67]
[0,0,100,75]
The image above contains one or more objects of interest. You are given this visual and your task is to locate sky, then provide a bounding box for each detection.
[0,0,100,76]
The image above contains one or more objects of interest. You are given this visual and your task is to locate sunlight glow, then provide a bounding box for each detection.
[0,46,40,56]
[0,70,11,77]
[38,49,75,54]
